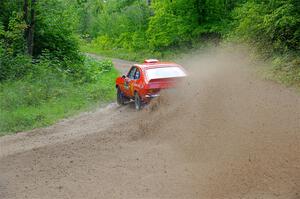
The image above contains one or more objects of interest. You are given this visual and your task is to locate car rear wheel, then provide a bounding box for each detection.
[134,92,142,110]
[117,87,125,105]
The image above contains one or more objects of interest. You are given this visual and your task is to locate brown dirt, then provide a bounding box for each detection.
[1,47,300,199]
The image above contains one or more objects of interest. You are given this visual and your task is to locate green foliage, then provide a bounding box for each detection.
[77,0,151,51]
[82,57,113,82]
[147,0,198,50]
[82,0,242,52]
[34,0,83,66]
[0,12,31,81]
[197,0,244,23]
[3,12,27,55]
[0,54,32,81]
[0,0,24,28]
[91,35,112,50]
[264,53,300,87]
[0,0,85,82]
[0,57,118,134]
[230,0,300,86]
[231,0,300,54]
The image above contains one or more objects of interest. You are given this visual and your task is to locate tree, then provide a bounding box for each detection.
[23,0,36,55]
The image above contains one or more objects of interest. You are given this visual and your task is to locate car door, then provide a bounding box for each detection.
[123,66,137,97]
[128,67,141,97]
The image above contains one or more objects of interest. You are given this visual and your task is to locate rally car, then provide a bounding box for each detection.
[115,59,187,110]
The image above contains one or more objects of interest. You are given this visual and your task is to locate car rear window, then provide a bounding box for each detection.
[145,66,186,80]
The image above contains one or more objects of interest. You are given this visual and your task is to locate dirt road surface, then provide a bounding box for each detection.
[1,48,300,199]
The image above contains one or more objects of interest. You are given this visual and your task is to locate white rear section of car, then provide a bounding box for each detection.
[145,66,186,80]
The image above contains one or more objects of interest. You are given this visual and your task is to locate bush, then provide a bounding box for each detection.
[99,59,113,72]
[0,13,31,81]
[0,56,118,134]
[270,53,300,86]
[81,57,113,83]
[0,54,32,81]
[231,1,300,54]
[91,35,112,50]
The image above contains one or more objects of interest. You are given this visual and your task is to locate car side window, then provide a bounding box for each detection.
[134,68,140,80]
[127,67,137,79]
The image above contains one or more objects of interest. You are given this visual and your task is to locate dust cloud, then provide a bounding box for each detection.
[137,45,300,198]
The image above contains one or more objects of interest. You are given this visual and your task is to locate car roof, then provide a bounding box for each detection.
[134,62,182,70]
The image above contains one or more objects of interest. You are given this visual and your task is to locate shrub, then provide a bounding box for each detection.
[82,57,113,83]
[0,13,31,81]
[231,1,300,55]
[92,35,112,50]
[0,56,118,134]
[0,54,32,81]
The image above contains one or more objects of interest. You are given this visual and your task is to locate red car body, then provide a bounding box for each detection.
[116,59,187,109]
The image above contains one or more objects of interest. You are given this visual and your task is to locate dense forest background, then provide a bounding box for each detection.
[0,0,299,133]
[79,0,299,62]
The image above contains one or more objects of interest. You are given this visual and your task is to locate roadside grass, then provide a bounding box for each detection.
[268,67,300,89]
[258,54,300,90]
[0,58,119,136]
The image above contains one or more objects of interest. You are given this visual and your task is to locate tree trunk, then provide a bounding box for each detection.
[27,0,36,56]
[23,0,29,54]
[23,0,35,56]
[23,0,29,23]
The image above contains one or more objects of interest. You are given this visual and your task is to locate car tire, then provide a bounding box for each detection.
[134,92,142,110]
[117,87,125,105]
